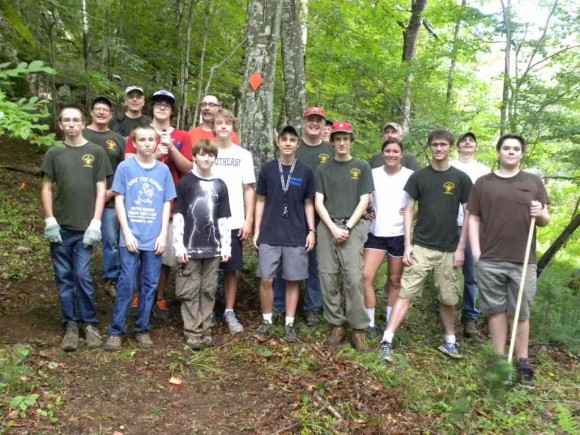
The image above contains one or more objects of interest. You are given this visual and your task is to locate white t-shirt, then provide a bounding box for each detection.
[370,166,414,237]
[213,144,256,229]
[451,159,491,226]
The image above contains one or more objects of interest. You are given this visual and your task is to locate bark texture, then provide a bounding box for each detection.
[239,0,282,168]
[280,0,307,129]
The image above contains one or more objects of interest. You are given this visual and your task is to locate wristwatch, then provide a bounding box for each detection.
[345,225,352,232]
[308,228,316,234]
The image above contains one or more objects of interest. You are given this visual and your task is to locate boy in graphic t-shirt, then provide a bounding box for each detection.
[254,125,316,341]
[211,109,256,334]
[173,139,232,350]
[105,125,176,351]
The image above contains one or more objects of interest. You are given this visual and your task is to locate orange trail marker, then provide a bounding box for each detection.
[249,71,263,91]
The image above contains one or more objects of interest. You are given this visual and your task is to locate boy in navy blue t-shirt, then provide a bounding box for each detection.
[253,125,316,341]
[105,125,176,351]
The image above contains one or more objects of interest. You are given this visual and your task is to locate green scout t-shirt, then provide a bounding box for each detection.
[83,128,127,207]
[315,158,374,219]
[404,165,472,252]
[41,142,113,232]
[296,139,334,169]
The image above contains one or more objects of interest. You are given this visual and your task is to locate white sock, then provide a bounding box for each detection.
[366,308,375,327]
[445,335,456,345]
[263,313,273,324]
[382,330,394,343]
[386,306,393,322]
[285,316,294,326]
[224,308,234,315]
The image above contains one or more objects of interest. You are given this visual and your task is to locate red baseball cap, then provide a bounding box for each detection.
[331,122,353,134]
[303,107,326,119]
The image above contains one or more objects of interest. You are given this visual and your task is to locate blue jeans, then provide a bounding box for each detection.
[50,228,98,325]
[101,207,120,282]
[460,227,480,323]
[273,248,323,313]
[108,248,162,336]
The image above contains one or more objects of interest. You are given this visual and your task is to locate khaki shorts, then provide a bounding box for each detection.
[399,245,459,305]
[476,260,537,321]
[162,221,177,267]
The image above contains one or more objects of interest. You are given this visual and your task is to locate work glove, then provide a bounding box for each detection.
[44,217,63,244]
[83,219,102,248]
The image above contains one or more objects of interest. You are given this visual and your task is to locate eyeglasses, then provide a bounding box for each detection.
[93,107,111,113]
[201,102,220,108]
[154,102,172,109]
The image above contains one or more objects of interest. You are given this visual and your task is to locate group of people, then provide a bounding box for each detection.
[40,86,549,387]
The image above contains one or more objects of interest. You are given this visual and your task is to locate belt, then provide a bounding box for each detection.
[331,218,349,225]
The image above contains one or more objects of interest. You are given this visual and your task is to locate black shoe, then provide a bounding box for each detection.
[305,311,321,327]
[516,358,534,388]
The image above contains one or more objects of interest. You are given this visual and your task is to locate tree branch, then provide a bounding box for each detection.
[203,38,247,97]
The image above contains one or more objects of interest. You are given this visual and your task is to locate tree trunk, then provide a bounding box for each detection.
[446,0,467,104]
[537,212,580,277]
[239,0,282,168]
[499,0,512,136]
[177,0,196,130]
[192,0,210,129]
[280,0,307,129]
[80,0,89,109]
[400,0,428,134]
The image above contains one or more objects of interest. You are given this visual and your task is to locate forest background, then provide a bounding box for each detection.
[0,0,578,431]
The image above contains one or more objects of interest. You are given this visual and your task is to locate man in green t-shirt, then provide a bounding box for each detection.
[315,122,374,351]
[41,105,113,352]
[378,129,472,362]
[84,96,126,297]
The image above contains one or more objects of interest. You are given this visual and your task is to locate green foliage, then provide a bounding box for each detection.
[555,404,580,435]
[478,344,514,392]
[0,345,33,396]
[0,61,59,149]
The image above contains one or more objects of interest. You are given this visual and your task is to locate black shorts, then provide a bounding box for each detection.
[363,233,404,258]
[221,229,244,272]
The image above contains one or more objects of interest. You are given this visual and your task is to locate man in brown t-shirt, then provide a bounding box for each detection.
[467,133,550,387]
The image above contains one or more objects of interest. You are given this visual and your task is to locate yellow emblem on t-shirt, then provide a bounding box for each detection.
[443,182,455,195]
[106,140,117,151]
[319,153,330,163]
[350,168,361,180]
[82,154,95,168]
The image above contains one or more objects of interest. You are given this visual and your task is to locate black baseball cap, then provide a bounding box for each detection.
[278,125,300,137]
[91,96,113,109]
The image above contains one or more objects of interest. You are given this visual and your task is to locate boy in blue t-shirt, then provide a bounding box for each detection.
[105,125,176,351]
[254,125,316,341]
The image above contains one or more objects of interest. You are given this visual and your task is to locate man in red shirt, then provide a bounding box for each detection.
[188,94,240,146]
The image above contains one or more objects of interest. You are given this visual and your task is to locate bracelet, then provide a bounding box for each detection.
[345,225,352,232]
[308,229,316,234]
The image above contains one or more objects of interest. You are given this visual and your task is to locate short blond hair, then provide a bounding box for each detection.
[210,108,239,132]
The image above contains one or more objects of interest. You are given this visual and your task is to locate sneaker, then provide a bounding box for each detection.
[377,341,394,362]
[104,281,117,298]
[324,326,346,346]
[256,321,272,338]
[84,325,102,349]
[153,299,170,318]
[202,335,214,348]
[135,333,154,349]
[104,335,122,352]
[366,325,378,339]
[463,321,480,338]
[305,310,321,327]
[224,311,244,334]
[516,358,534,388]
[284,324,299,341]
[438,342,463,359]
[351,330,368,351]
[186,338,202,351]
[61,323,79,352]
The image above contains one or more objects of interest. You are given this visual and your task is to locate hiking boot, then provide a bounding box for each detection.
[516,358,534,388]
[104,281,117,298]
[377,341,394,362]
[284,324,299,342]
[255,321,272,338]
[325,326,346,346]
[202,335,214,348]
[186,338,203,351]
[224,311,244,334]
[61,322,79,352]
[153,299,170,318]
[351,330,368,351]
[136,332,154,349]
[366,325,378,339]
[463,321,480,338]
[438,342,462,359]
[84,324,102,349]
[305,310,321,328]
[104,335,122,352]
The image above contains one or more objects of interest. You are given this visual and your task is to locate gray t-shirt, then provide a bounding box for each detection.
[296,139,334,169]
